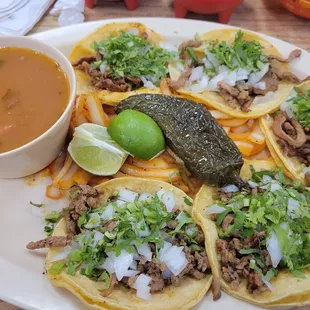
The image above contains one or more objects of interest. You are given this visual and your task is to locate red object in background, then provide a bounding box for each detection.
[85,0,139,10]
[174,0,244,23]
[281,0,310,18]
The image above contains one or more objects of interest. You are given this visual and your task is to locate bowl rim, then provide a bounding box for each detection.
[0,36,76,158]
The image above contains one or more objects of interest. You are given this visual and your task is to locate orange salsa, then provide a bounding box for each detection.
[0,47,70,153]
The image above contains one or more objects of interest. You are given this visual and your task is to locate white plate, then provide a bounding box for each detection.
[0,18,309,310]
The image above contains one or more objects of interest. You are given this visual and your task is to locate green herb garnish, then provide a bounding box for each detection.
[184,196,193,206]
[290,86,310,128]
[207,30,267,73]
[30,201,44,208]
[48,261,65,275]
[45,211,61,223]
[93,31,176,84]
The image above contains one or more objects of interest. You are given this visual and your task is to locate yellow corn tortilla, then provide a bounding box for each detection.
[260,81,310,185]
[170,29,293,119]
[46,178,212,310]
[69,22,164,104]
[192,160,310,307]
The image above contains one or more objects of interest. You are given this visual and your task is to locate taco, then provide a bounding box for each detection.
[193,160,310,307]
[70,22,177,104]
[260,81,310,186]
[26,178,214,310]
[168,29,309,118]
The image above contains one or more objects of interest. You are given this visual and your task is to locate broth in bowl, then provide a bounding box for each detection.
[0,47,70,153]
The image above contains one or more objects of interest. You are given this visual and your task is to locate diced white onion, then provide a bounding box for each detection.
[206,204,226,214]
[159,244,187,276]
[101,204,114,220]
[176,62,185,72]
[248,63,269,85]
[159,42,178,52]
[253,81,266,90]
[136,243,152,261]
[130,259,137,270]
[124,270,139,277]
[248,181,258,188]
[49,246,71,263]
[99,63,106,74]
[133,274,152,301]
[140,76,156,89]
[221,184,239,193]
[139,193,152,201]
[189,66,204,82]
[287,198,300,219]
[266,231,282,268]
[263,175,273,184]
[119,188,138,202]
[162,268,173,279]
[93,231,104,243]
[236,67,250,81]
[262,277,273,291]
[260,181,282,192]
[206,74,224,91]
[252,91,275,105]
[116,199,126,207]
[137,220,150,237]
[126,28,139,35]
[103,251,134,281]
[157,189,175,212]
[204,52,220,70]
[159,241,172,257]
[280,97,295,119]
[84,213,101,229]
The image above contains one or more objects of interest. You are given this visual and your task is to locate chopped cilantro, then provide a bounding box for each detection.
[183,196,193,206]
[30,201,44,208]
[44,224,54,236]
[186,47,198,63]
[97,271,111,291]
[48,261,65,275]
[207,30,267,73]
[239,248,260,255]
[92,31,176,84]
[45,211,61,223]
[290,86,310,128]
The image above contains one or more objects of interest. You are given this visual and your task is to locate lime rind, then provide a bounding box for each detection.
[68,124,128,176]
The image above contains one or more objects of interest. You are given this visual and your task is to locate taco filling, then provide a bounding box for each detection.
[271,85,310,185]
[206,168,310,295]
[27,184,211,300]
[72,31,176,92]
[169,31,308,112]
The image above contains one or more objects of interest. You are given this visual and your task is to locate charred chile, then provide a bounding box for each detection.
[116,94,243,186]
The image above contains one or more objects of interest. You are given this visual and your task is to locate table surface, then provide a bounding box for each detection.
[1,0,310,309]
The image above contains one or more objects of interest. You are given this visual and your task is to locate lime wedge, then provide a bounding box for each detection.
[107,110,165,160]
[68,123,128,176]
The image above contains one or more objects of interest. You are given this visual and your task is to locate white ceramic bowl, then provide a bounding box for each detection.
[0,36,76,178]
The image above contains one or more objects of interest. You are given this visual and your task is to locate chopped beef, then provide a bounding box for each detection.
[219,89,239,108]
[277,138,297,157]
[72,54,141,92]
[72,55,97,67]
[102,220,117,232]
[102,273,118,297]
[247,272,266,295]
[141,32,148,40]
[270,65,302,84]
[26,236,70,250]
[178,40,202,59]
[65,185,103,236]
[218,81,254,111]
[195,229,205,244]
[218,190,233,202]
[167,60,192,91]
[91,77,131,92]
[167,220,177,229]
[229,238,243,251]
[211,278,222,301]
[222,214,234,231]
[194,251,210,272]
[305,171,310,187]
[272,111,307,148]
[150,278,165,292]
[189,269,206,279]
[268,49,302,63]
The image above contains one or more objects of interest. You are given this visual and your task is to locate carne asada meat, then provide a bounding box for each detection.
[27,236,70,250]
